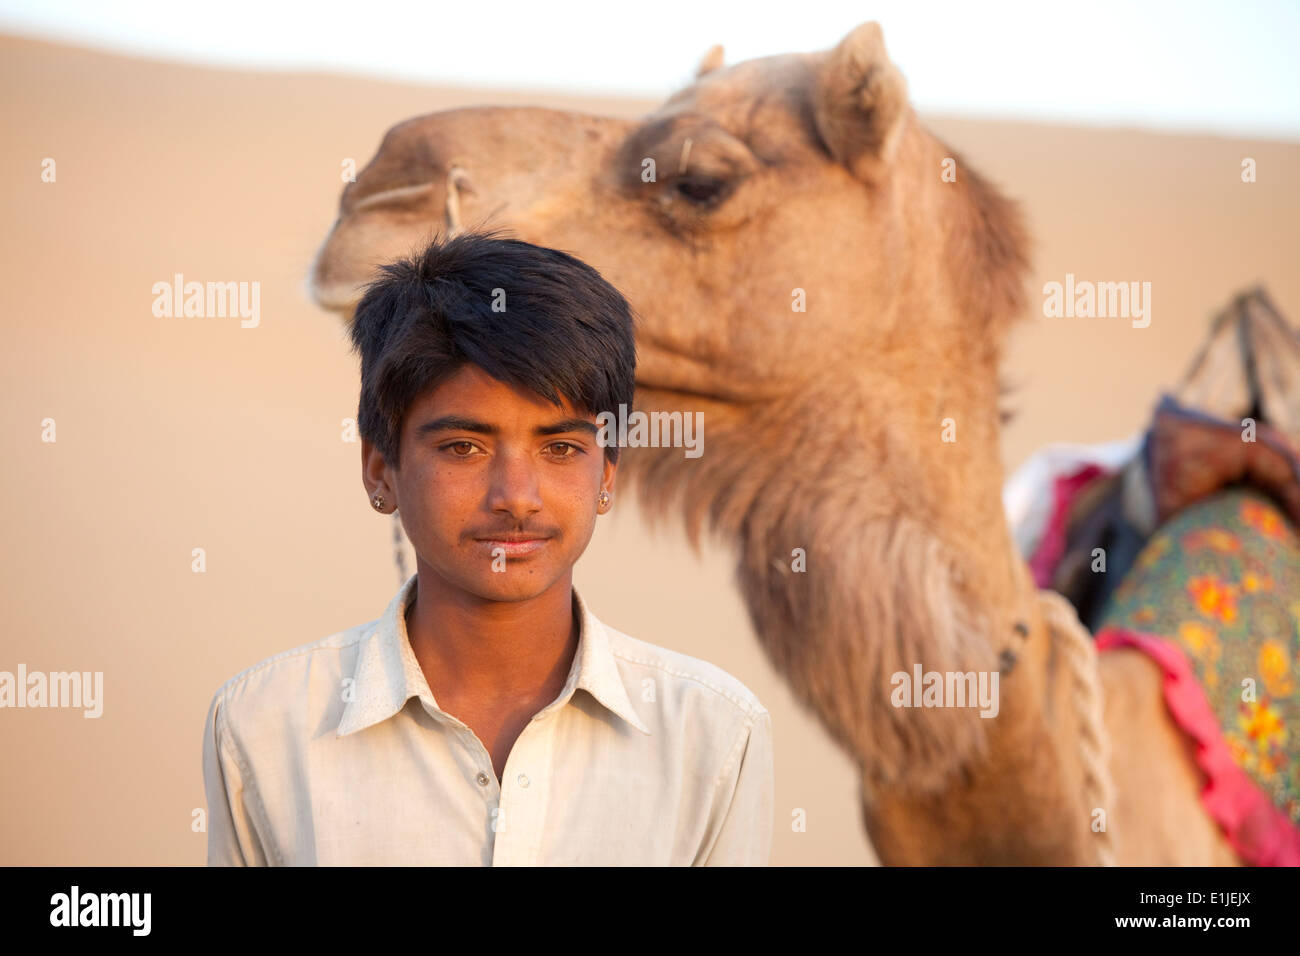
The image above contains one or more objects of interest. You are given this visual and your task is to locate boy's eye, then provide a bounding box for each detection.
[548,442,582,458]
[443,441,479,456]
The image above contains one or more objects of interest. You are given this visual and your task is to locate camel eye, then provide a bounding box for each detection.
[674,175,730,207]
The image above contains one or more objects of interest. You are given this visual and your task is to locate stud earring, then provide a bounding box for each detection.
[597,490,610,510]
[371,493,386,512]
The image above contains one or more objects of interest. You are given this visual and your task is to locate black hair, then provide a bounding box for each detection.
[349,229,637,469]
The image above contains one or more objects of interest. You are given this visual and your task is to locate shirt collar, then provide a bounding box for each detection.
[336,574,651,738]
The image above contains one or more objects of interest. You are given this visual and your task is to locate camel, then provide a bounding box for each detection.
[308,22,1247,864]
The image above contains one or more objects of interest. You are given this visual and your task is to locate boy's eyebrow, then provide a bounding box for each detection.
[535,417,599,438]
[415,415,598,438]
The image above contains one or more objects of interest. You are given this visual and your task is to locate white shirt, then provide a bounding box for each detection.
[202,574,773,865]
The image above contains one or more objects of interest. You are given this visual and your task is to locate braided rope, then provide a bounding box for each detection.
[1037,588,1117,866]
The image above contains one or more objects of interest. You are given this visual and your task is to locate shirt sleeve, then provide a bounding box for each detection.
[202,689,270,866]
[697,710,774,866]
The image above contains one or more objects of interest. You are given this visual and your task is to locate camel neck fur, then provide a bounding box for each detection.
[624,370,1094,863]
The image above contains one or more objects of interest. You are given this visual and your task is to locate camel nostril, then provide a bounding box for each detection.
[445,164,474,235]
[448,165,473,191]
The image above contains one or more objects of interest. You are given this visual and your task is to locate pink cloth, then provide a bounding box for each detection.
[1096,627,1300,866]
[1028,464,1107,588]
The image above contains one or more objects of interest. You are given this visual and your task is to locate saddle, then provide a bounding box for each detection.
[1009,287,1300,865]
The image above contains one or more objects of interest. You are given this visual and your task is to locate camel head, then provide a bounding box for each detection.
[311,22,1038,799]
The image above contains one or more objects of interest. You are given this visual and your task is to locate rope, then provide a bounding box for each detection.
[1037,588,1117,866]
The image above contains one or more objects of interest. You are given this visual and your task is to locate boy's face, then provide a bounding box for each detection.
[363,364,617,603]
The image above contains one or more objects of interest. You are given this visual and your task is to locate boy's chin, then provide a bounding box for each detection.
[461,569,564,604]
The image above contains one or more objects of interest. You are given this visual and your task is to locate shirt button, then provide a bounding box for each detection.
[517,774,530,788]
[476,772,489,786]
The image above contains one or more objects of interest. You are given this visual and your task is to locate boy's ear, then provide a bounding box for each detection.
[601,454,618,494]
[361,436,390,488]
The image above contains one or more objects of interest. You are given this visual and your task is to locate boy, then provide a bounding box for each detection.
[202,231,773,865]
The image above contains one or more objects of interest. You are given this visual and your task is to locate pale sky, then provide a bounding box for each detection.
[3,0,1298,139]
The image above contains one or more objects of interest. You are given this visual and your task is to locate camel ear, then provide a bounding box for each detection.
[695,44,725,78]
[813,22,909,182]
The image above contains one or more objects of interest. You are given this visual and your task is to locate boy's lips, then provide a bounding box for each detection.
[474,534,553,557]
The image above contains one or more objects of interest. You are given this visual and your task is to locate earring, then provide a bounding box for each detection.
[371,493,386,512]
[597,490,610,510]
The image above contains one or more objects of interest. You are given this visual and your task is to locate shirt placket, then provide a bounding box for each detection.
[489,710,557,866]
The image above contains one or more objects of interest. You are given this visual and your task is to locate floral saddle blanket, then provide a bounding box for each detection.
[1007,288,1300,864]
